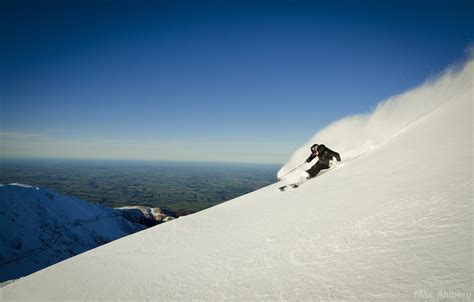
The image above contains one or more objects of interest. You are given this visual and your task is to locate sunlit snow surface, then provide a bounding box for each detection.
[1,61,472,300]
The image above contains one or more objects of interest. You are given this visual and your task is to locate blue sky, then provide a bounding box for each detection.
[1,0,473,163]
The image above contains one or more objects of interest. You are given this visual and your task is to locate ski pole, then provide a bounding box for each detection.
[279,162,305,179]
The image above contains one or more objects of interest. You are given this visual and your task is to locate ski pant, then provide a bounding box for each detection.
[306,161,330,178]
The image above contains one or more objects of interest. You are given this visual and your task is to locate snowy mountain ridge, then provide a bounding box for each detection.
[1,60,472,300]
[0,183,173,283]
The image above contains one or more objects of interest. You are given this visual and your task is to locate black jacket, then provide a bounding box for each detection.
[305,144,341,165]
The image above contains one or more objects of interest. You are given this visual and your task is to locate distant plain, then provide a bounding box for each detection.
[0,159,278,216]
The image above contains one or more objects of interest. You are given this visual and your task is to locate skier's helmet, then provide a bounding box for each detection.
[311,144,319,152]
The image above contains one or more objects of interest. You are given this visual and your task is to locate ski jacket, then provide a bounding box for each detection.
[305,144,341,165]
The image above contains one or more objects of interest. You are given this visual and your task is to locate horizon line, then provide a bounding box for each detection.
[0,155,283,166]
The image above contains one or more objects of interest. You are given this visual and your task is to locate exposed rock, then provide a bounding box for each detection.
[116,206,175,227]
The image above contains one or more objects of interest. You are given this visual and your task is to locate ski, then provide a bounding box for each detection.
[279,181,304,192]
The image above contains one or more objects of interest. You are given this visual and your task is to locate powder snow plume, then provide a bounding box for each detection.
[278,59,473,179]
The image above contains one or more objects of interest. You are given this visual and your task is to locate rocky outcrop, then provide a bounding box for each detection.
[116,206,175,227]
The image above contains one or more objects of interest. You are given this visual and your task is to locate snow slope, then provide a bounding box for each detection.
[278,59,473,181]
[0,184,145,283]
[1,60,472,300]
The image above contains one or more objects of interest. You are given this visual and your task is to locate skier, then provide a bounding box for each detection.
[305,144,341,179]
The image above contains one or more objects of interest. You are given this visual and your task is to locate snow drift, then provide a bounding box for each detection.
[1,60,472,300]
